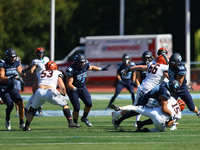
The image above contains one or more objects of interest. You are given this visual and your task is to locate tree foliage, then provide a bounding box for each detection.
[0,0,200,64]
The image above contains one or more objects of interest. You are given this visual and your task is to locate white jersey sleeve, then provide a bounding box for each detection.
[140,63,169,93]
[31,56,50,74]
[37,70,63,89]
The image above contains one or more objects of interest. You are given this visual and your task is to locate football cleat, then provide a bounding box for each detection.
[23,126,31,131]
[81,117,92,127]
[197,112,200,118]
[68,122,81,129]
[109,104,121,111]
[5,120,11,131]
[38,108,43,116]
[113,119,119,130]
[136,121,143,130]
[112,111,120,125]
[169,122,179,130]
[19,123,25,129]
[105,106,110,110]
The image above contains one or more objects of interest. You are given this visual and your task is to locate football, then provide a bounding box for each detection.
[177,99,185,111]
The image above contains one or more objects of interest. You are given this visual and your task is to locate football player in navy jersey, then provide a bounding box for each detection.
[66,53,110,127]
[0,49,26,130]
[168,53,200,118]
[105,53,136,110]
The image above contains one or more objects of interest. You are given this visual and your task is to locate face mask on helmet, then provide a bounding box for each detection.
[157,47,168,56]
[169,53,182,69]
[74,54,86,69]
[35,47,45,59]
[122,54,131,65]
[5,49,17,64]
[168,79,180,95]
[45,61,58,70]
[142,51,153,65]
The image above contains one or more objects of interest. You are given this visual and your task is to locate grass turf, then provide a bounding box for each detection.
[0,94,200,150]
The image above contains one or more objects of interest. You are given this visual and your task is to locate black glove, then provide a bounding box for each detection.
[131,81,137,87]
[61,93,66,96]
[8,74,18,80]
[187,85,194,91]
[22,69,27,74]
[77,88,84,93]
[20,79,25,86]
[119,80,123,84]
[101,64,111,71]
[121,68,130,76]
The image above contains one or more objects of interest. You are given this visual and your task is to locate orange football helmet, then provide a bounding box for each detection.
[45,61,58,70]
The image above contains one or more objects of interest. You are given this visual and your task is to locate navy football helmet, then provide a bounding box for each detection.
[142,51,153,65]
[168,79,181,95]
[5,49,17,64]
[122,53,131,65]
[74,53,86,69]
[169,53,182,65]
[35,47,45,59]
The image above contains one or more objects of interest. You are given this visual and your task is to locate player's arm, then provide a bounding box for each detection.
[159,95,172,116]
[66,76,75,91]
[131,70,136,82]
[163,71,169,80]
[129,65,147,71]
[57,76,66,95]
[176,74,185,86]
[135,71,141,86]
[30,64,37,74]
[17,65,26,77]
[32,77,38,94]
[0,67,8,82]
[88,65,100,71]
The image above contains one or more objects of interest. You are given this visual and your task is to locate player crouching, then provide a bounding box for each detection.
[23,61,81,131]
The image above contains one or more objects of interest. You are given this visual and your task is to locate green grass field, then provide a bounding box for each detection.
[0,92,200,150]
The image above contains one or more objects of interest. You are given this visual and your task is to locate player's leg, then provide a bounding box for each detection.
[79,87,93,127]
[106,83,123,110]
[67,90,80,124]
[179,88,200,117]
[25,94,34,116]
[11,88,26,128]
[125,83,135,104]
[48,89,81,128]
[23,89,45,131]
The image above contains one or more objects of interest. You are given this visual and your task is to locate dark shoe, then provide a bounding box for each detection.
[136,121,143,129]
[105,106,110,110]
[81,117,92,127]
[38,108,43,116]
[135,127,150,132]
[109,104,121,111]
[113,119,119,130]
[23,126,30,131]
[68,122,81,129]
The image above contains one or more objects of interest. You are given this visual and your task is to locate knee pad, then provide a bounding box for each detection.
[28,107,37,115]
[7,102,14,110]
[86,103,92,108]
[74,106,80,112]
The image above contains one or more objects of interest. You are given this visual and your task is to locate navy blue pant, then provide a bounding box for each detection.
[174,85,195,111]
[67,86,92,112]
[0,85,23,105]
[108,82,135,105]
[0,85,23,121]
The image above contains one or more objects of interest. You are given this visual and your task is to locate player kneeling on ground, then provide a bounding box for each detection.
[23,61,80,131]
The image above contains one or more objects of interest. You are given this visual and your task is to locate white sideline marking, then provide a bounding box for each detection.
[0,141,200,145]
